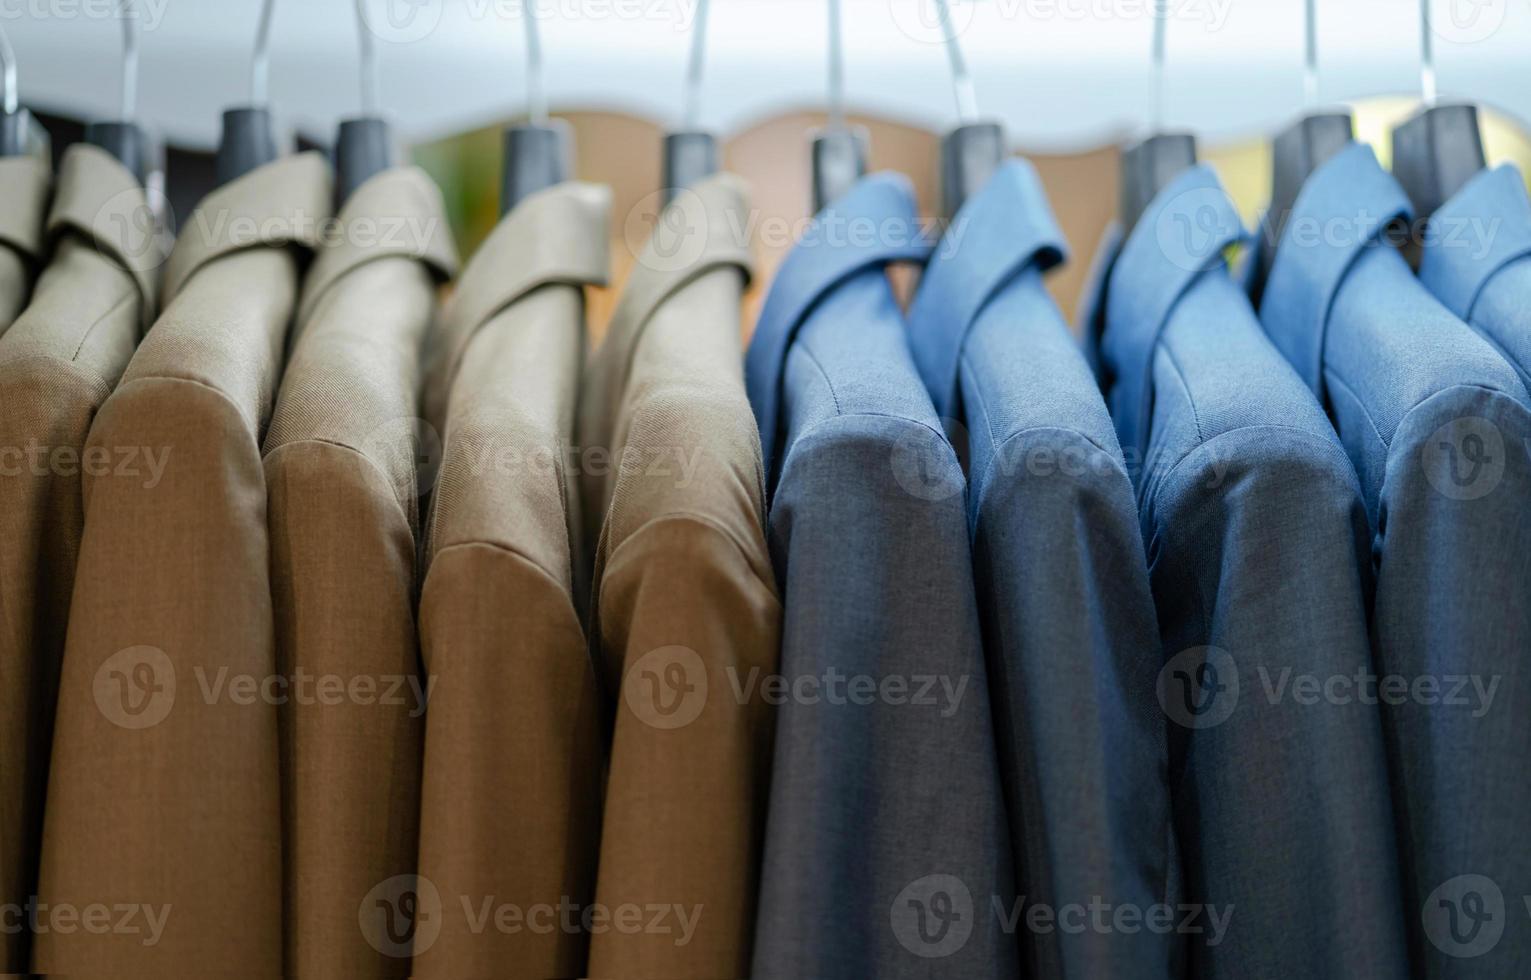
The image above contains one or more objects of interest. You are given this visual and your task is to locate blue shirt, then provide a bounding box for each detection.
[1085,165,1409,978]
[745,174,1017,978]
[1258,141,1531,977]
[905,159,1175,980]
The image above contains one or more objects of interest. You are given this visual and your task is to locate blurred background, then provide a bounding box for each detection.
[8,0,1531,335]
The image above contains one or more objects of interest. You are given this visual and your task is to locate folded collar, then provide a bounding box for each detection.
[297,166,460,324]
[1101,164,1246,457]
[46,143,164,330]
[0,154,50,265]
[1260,141,1412,400]
[905,158,1066,420]
[1419,163,1531,322]
[430,180,609,409]
[162,152,333,305]
[745,172,933,476]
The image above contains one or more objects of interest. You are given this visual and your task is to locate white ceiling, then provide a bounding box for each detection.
[5,0,1528,151]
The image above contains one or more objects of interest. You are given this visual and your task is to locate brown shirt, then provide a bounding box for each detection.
[0,144,160,975]
[412,182,610,980]
[578,174,782,978]
[34,152,331,978]
[0,154,49,331]
[262,167,457,979]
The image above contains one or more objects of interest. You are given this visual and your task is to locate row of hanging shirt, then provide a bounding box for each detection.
[2,3,1530,980]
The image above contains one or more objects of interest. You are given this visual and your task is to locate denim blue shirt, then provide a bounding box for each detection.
[1258,141,1531,977]
[745,174,1017,978]
[1085,165,1409,978]
[905,159,1175,980]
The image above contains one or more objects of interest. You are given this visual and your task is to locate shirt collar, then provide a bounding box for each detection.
[745,172,934,476]
[1101,164,1246,458]
[1419,163,1531,321]
[1260,141,1412,400]
[905,158,1066,420]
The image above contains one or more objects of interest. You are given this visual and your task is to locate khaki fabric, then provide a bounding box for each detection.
[412,182,609,980]
[578,174,781,978]
[34,152,331,979]
[0,145,160,974]
[0,154,51,331]
[263,167,456,979]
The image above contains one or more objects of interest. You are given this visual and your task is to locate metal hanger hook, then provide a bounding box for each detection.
[682,0,710,131]
[827,0,845,128]
[932,0,978,123]
[523,0,547,126]
[250,0,275,105]
[1150,0,1167,130]
[1301,0,1317,109]
[1417,0,1436,105]
[117,0,140,120]
[0,24,17,116]
[355,0,379,115]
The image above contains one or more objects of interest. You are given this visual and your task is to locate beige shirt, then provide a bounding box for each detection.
[0,144,160,975]
[412,182,610,980]
[0,154,50,332]
[34,152,331,979]
[578,173,782,978]
[262,167,457,979]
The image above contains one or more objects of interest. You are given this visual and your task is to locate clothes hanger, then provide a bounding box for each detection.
[215,0,280,185]
[501,0,571,215]
[933,0,1003,217]
[84,1,149,183]
[0,24,48,161]
[1261,0,1351,288]
[810,0,866,213]
[661,0,717,205]
[334,0,393,205]
[1390,0,1486,221]
[1119,0,1196,235]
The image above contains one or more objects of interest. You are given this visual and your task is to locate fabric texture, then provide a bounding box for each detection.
[1419,163,1531,388]
[1084,164,1409,979]
[34,152,332,978]
[0,144,160,974]
[1257,142,1531,978]
[411,181,609,980]
[905,159,1176,980]
[577,173,782,979]
[262,166,457,979]
[0,154,50,331]
[746,173,1016,979]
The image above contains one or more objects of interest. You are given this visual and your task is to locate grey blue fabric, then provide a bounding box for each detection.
[1419,163,1531,388]
[1257,142,1531,978]
[904,159,1176,980]
[1084,164,1409,979]
[746,173,1016,978]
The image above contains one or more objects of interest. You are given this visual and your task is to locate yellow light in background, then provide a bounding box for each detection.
[1206,98,1531,225]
